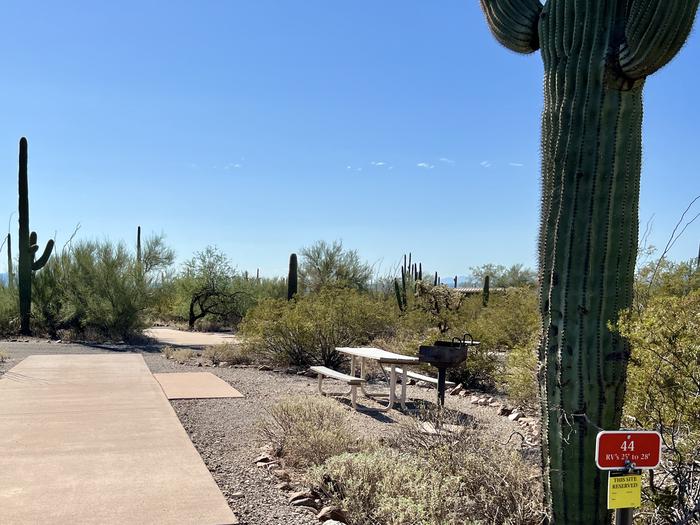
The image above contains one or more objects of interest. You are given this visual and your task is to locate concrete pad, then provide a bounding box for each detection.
[154,372,245,400]
[145,327,238,347]
[0,354,237,525]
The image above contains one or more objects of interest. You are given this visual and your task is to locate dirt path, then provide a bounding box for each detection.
[145,327,239,347]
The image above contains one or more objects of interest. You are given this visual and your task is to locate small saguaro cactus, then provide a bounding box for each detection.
[480,2,699,524]
[287,253,298,300]
[482,275,490,307]
[6,233,13,288]
[17,138,55,335]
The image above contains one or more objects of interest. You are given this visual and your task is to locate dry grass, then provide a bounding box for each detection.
[258,395,364,468]
[0,349,9,363]
[202,343,253,365]
[171,348,195,363]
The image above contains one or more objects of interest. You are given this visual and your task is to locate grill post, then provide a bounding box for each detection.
[437,366,447,406]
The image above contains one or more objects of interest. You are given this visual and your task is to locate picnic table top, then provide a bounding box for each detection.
[336,347,420,364]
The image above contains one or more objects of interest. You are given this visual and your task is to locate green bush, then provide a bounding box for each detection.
[502,337,539,410]
[617,290,700,523]
[240,286,397,367]
[258,396,361,468]
[469,287,539,350]
[0,286,19,336]
[31,237,173,340]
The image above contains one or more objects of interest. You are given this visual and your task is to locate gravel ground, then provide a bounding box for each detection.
[0,340,539,525]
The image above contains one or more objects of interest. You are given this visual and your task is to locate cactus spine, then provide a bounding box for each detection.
[287,253,298,300]
[481,2,699,523]
[17,138,55,335]
[6,233,13,288]
[482,275,490,307]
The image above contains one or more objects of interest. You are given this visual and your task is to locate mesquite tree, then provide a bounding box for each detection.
[479,1,698,524]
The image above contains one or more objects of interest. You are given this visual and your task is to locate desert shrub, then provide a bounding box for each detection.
[240,286,396,367]
[0,286,19,336]
[617,290,700,524]
[502,337,539,410]
[0,349,9,362]
[258,396,361,468]
[171,348,195,363]
[312,415,543,525]
[161,345,176,359]
[311,450,463,525]
[470,287,539,350]
[202,343,253,365]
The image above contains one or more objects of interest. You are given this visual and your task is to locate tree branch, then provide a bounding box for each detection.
[620,0,700,79]
[480,0,542,54]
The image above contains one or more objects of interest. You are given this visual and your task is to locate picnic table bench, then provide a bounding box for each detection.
[310,365,365,409]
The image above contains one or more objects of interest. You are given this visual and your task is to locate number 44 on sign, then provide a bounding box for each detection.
[596,431,662,510]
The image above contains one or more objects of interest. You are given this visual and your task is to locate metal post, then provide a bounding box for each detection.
[437,366,446,406]
[615,508,633,525]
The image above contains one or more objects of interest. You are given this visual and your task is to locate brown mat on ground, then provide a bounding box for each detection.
[153,372,245,399]
[0,354,238,525]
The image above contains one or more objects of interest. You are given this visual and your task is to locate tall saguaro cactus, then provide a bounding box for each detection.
[6,233,13,288]
[18,138,55,335]
[480,2,698,523]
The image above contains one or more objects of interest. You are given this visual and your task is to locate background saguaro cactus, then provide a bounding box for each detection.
[6,233,13,289]
[480,2,699,523]
[482,275,490,307]
[17,137,55,335]
[287,253,298,300]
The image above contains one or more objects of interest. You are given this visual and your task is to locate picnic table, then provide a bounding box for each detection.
[336,347,419,411]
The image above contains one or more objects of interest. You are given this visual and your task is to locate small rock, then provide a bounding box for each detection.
[252,454,275,464]
[470,395,480,404]
[406,378,416,385]
[508,411,522,422]
[459,390,468,397]
[317,506,348,522]
[323,521,347,525]
[229,492,244,499]
[477,397,489,406]
[218,361,229,367]
[276,482,293,491]
[197,361,203,367]
[289,489,316,504]
[258,365,272,371]
[204,362,211,367]
[272,469,291,481]
[416,380,430,388]
[291,497,320,509]
[487,396,494,403]
[449,383,464,396]
[498,406,512,416]
[489,401,500,407]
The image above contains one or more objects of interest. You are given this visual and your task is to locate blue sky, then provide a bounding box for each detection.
[0,1,698,277]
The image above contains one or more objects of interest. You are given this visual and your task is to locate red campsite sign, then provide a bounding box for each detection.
[595,431,662,470]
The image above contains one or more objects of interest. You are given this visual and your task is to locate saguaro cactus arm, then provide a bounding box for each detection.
[620,0,700,79]
[32,238,54,270]
[479,0,542,54]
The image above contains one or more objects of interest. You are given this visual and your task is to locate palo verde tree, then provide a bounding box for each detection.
[179,246,246,330]
[479,2,699,524]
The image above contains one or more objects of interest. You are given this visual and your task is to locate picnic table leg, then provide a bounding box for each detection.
[387,365,396,410]
[350,355,356,377]
[399,367,408,409]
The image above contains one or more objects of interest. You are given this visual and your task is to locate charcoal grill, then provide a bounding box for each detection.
[418,333,480,406]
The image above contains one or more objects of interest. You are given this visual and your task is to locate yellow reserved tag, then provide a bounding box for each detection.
[607,473,642,509]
